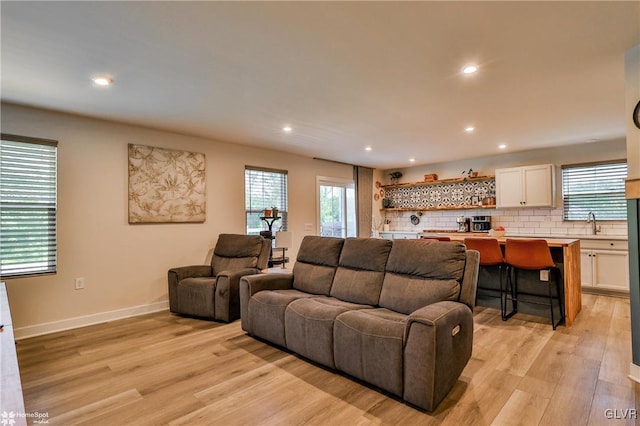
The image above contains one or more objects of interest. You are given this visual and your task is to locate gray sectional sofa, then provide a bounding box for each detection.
[240,235,480,411]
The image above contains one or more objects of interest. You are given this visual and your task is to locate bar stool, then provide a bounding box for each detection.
[464,237,506,316]
[420,236,451,241]
[504,239,564,329]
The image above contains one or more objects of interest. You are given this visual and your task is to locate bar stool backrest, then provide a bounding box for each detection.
[505,239,555,270]
[464,237,504,266]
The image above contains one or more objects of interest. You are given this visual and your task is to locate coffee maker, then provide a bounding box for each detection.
[472,216,492,232]
[456,216,470,232]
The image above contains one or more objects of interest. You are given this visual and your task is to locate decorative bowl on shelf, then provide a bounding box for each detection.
[488,229,506,238]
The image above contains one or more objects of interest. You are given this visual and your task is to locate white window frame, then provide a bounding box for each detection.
[316,176,356,238]
[1,134,58,278]
[561,160,628,221]
[245,166,288,235]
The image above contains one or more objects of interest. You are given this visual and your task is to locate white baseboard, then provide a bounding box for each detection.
[14,301,169,340]
[630,362,640,384]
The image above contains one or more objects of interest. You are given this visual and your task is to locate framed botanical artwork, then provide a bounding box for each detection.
[128,144,206,223]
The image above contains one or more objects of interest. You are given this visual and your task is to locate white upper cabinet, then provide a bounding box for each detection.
[495,164,555,208]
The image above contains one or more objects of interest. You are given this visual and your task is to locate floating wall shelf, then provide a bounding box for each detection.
[382,205,496,212]
[382,175,496,211]
[382,175,495,189]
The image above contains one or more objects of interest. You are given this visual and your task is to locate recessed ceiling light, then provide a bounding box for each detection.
[282,126,292,133]
[462,65,478,74]
[498,144,507,149]
[365,146,372,151]
[409,158,416,163]
[465,126,475,133]
[92,76,113,86]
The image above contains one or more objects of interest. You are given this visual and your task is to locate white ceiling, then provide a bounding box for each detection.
[2,1,639,169]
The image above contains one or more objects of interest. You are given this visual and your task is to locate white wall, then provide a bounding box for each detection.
[1,103,353,336]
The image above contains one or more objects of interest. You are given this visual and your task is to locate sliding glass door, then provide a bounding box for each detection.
[317,177,356,238]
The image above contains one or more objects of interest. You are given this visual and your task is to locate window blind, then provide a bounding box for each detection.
[245,166,288,234]
[1,134,58,277]
[561,161,627,221]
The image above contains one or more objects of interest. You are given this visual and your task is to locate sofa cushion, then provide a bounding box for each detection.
[385,239,467,281]
[292,236,344,295]
[379,240,465,315]
[379,274,460,315]
[248,289,317,347]
[334,308,407,397]
[330,238,392,305]
[284,296,372,368]
[296,235,344,266]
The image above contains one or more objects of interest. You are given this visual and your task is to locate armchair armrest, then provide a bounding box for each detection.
[403,301,474,411]
[240,273,294,333]
[214,268,261,322]
[168,265,213,282]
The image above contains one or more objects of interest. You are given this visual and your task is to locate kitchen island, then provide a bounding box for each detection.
[420,232,582,326]
[380,230,582,327]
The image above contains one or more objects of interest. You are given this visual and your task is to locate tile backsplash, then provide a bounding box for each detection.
[382,207,628,237]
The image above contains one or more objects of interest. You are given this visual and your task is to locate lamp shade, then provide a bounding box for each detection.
[275,231,292,248]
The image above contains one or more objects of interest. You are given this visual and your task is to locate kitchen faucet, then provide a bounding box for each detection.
[587,211,599,235]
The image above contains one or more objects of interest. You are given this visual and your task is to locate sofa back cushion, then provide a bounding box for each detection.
[379,240,466,314]
[330,238,392,305]
[293,236,345,295]
[211,234,265,274]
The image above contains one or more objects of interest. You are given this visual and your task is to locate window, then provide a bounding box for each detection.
[317,177,356,238]
[245,166,288,234]
[1,134,58,277]
[562,160,628,221]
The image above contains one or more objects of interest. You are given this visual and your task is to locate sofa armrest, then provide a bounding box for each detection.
[459,249,480,311]
[406,300,471,330]
[214,268,261,322]
[403,301,474,411]
[240,273,294,333]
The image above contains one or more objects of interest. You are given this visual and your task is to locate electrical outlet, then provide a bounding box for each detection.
[74,277,85,290]
[540,270,549,281]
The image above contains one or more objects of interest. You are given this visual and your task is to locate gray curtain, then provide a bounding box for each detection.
[355,166,373,237]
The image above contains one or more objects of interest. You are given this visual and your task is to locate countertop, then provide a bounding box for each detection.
[508,233,628,241]
[381,229,628,241]
[427,233,580,247]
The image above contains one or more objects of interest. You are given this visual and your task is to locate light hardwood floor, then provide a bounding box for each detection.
[16,293,639,425]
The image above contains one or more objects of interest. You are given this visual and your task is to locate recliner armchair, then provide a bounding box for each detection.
[168,234,271,322]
